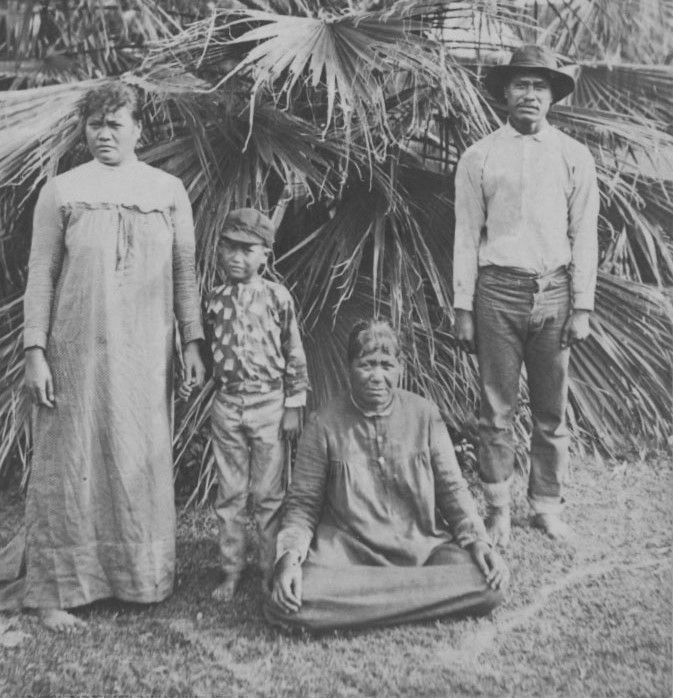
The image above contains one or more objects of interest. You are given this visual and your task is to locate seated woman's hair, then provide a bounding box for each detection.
[347,319,401,363]
[78,82,142,123]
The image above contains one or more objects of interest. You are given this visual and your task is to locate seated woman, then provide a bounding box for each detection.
[266,319,508,632]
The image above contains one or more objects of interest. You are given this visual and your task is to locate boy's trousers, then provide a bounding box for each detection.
[210,387,286,581]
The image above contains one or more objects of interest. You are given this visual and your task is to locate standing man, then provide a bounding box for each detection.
[453,45,600,546]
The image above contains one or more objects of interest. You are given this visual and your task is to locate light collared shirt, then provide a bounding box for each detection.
[453,121,599,311]
[205,278,308,406]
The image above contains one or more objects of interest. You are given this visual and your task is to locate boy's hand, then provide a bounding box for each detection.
[177,381,194,401]
[280,406,302,440]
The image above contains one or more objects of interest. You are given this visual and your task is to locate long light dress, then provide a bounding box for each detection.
[9,157,203,609]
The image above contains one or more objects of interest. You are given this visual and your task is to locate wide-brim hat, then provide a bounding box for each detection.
[220,208,275,247]
[483,44,575,104]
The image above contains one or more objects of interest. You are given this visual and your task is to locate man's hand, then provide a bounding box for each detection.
[455,309,477,354]
[281,406,302,440]
[469,541,509,591]
[25,348,55,408]
[182,340,205,394]
[271,552,303,614]
[561,309,591,349]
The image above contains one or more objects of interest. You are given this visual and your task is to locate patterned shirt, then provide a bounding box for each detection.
[205,278,308,406]
[454,121,600,311]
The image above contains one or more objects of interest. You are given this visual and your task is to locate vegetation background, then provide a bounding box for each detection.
[0,2,671,696]
[0,0,672,499]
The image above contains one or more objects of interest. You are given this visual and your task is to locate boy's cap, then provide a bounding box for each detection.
[221,208,275,247]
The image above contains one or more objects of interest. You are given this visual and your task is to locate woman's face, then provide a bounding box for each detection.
[349,347,401,410]
[85,106,141,166]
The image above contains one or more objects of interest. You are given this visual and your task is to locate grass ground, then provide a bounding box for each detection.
[0,456,671,697]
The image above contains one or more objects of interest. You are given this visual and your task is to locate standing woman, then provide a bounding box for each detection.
[17,82,204,630]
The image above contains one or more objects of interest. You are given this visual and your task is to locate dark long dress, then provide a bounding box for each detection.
[265,390,503,631]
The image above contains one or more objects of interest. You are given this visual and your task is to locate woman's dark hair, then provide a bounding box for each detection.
[347,319,401,363]
[78,82,142,123]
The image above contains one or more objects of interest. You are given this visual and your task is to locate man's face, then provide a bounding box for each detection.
[349,347,401,410]
[503,70,553,130]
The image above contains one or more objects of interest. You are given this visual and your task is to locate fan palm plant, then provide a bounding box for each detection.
[0,0,671,500]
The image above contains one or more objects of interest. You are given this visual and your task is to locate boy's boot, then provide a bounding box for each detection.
[482,478,512,548]
[212,571,241,602]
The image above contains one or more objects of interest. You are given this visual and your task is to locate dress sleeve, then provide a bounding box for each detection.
[275,411,328,562]
[24,180,66,350]
[429,405,489,547]
[171,179,204,344]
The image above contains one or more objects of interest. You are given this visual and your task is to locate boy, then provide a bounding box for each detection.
[183,208,308,602]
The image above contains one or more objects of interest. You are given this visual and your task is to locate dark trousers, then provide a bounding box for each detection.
[475,265,571,514]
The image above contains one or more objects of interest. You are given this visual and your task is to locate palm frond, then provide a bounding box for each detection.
[0,0,178,85]
[539,0,673,63]
[570,273,673,450]
[573,63,673,129]
[0,293,30,482]
[1,0,672,495]
[144,7,460,160]
[0,79,101,211]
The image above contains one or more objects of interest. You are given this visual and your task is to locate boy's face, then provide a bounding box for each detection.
[218,236,269,282]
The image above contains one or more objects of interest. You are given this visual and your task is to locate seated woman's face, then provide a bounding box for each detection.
[349,347,401,410]
[85,106,141,166]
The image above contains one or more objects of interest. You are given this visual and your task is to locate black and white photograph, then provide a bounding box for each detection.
[0,1,671,696]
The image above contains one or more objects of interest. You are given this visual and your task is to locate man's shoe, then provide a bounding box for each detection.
[531,513,574,541]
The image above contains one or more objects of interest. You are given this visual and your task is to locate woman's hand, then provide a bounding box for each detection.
[25,348,55,408]
[271,552,303,614]
[469,541,509,591]
[182,341,205,394]
[280,407,302,440]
